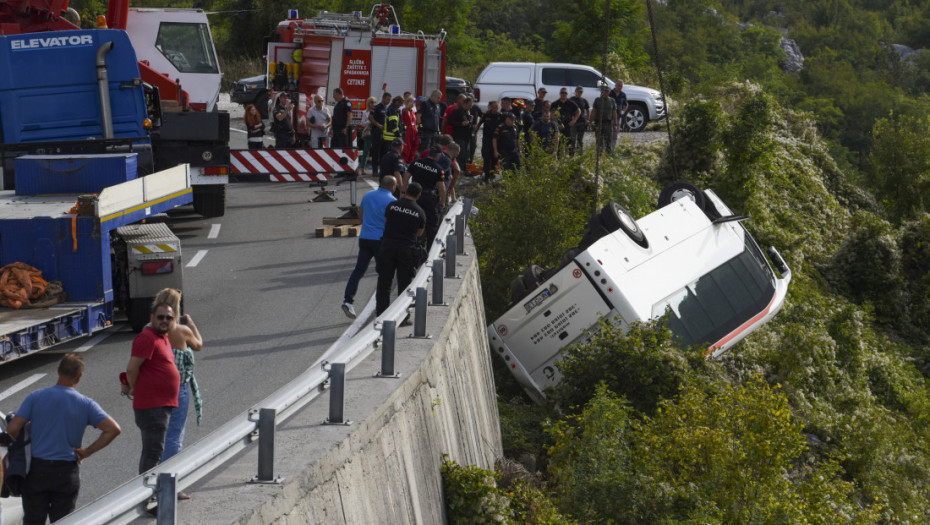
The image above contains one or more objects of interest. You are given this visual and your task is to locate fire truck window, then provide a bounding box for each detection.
[156,23,219,74]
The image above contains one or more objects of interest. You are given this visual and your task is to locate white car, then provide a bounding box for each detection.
[473,62,666,131]
[487,184,791,402]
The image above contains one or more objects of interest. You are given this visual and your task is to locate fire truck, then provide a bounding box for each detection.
[0,0,230,218]
[263,4,446,138]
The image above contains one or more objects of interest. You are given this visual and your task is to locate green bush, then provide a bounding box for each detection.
[550,319,721,415]
[441,460,509,524]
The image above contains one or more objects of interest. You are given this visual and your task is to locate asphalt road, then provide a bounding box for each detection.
[0,126,380,509]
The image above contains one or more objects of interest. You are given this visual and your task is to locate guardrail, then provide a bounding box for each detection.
[59,198,473,524]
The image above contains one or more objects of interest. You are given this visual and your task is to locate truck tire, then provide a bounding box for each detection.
[623,102,648,132]
[511,275,529,302]
[599,202,648,248]
[193,185,227,218]
[658,181,705,208]
[128,297,153,333]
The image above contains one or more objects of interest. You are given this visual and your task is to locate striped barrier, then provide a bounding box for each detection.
[230,148,359,182]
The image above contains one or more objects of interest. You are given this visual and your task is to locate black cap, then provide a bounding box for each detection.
[428,144,443,156]
[391,137,404,148]
[502,111,515,120]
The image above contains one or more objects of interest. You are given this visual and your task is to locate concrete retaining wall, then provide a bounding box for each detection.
[184,233,502,524]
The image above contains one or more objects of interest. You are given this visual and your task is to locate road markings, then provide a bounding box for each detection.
[74,331,114,353]
[208,224,222,239]
[0,374,46,403]
[187,250,208,268]
[364,178,378,190]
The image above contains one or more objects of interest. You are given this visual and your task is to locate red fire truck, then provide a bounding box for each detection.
[264,4,447,138]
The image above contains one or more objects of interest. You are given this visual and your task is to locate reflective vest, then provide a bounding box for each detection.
[383,113,401,141]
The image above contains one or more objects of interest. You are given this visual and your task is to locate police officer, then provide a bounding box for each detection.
[478,100,503,182]
[405,144,447,250]
[369,92,392,177]
[590,85,618,153]
[569,86,590,155]
[493,112,521,172]
[550,87,581,155]
[380,138,406,190]
[331,87,353,148]
[418,90,442,152]
[272,93,295,149]
[376,182,426,315]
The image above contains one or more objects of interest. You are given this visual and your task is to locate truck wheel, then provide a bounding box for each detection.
[128,297,152,333]
[522,265,546,289]
[511,275,529,302]
[599,202,648,248]
[192,185,227,218]
[623,103,648,132]
[658,181,705,209]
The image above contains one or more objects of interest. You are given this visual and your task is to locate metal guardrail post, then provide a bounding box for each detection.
[431,259,446,305]
[376,320,400,378]
[323,363,351,425]
[445,233,457,278]
[462,198,473,229]
[455,214,465,255]
[155,473,177,524]
[410,287,430,338]
[249,408,284,484]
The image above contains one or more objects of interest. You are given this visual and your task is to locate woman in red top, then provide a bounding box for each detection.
[401,96,420,163]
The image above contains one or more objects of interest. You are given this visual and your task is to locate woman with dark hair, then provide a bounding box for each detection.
[244,104,265,150]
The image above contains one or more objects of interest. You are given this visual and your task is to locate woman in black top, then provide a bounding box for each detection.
[244,104,265,150]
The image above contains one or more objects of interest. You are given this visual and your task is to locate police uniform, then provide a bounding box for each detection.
[272,103,294,149]
[493,120,520,171]
[479,111,503,181]
[569,93,590,154]
[592,93,617,153]
[376,197,426,315]
[370,102,388,176]
[379,149,406,188]
[418,99,441,151]
[407,157,447,249]
[331,97,353,147]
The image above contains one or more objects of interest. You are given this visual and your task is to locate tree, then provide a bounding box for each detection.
[871,111,930,223]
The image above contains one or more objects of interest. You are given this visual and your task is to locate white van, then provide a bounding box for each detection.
[487,184,791,402]
[473,62,666,132]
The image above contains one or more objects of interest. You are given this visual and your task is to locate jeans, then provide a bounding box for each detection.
[344,238,381,304]
[376,244,416,315]
[331,129,349,148]
[134,406,172,474]
[161,382,189,462]
[22,459,79,524]
[418,129,438,152]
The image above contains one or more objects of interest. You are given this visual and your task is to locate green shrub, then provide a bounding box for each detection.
[441,460,509,524]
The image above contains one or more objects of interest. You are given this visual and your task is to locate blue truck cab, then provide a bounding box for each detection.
[0,29,192,365]
[0,29,155,190]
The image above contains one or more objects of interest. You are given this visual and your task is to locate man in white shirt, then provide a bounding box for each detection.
[307,95,332,148]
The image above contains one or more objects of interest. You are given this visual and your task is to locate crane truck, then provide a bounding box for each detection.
[0,0,230,218]
[0,14,196,364]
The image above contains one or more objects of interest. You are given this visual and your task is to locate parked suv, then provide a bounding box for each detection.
[473,62,665,132]
[445,76,474,101]
[230,74,269,118]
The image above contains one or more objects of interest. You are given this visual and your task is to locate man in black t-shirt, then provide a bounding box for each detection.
[569,86,590,155]
[376,182,426,315]
[532,87,547,116]
[331,88,353,148]
[493,112,521,172]
[418,90,443,152]
[369,92,392,177]
[380,138,406,190]
[550,87,581,156]
[448,96,474,170]
[405,144,447,250]
[478,101,503,182]
[467,102,483,164]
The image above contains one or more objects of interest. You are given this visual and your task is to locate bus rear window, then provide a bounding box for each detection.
[652,240,775,349]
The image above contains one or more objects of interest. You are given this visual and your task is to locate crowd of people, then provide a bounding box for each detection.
[1,290,204,522]
[244,80,633,181]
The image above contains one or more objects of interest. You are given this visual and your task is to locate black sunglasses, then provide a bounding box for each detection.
[156,315,174,321]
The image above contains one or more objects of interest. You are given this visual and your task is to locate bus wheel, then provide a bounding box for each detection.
[600,202,648,248]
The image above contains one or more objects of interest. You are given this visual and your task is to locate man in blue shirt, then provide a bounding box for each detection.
[3,353,120,524]
[341,176,399,318]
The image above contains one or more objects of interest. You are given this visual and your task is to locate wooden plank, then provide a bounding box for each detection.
[322,217,362,226]
[315,226,334,238]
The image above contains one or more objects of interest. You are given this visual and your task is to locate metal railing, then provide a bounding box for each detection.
[59,198,473,524]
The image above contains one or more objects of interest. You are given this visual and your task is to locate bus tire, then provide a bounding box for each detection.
[658,181,705,209]
[599,202,648,248]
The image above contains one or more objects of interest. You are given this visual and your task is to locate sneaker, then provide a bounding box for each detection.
[341,302,356,319]
[177,491,192,500]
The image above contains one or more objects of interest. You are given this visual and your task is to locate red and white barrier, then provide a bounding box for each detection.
[230,148,359,182]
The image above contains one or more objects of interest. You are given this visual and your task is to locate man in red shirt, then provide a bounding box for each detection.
[125,301,180,474]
